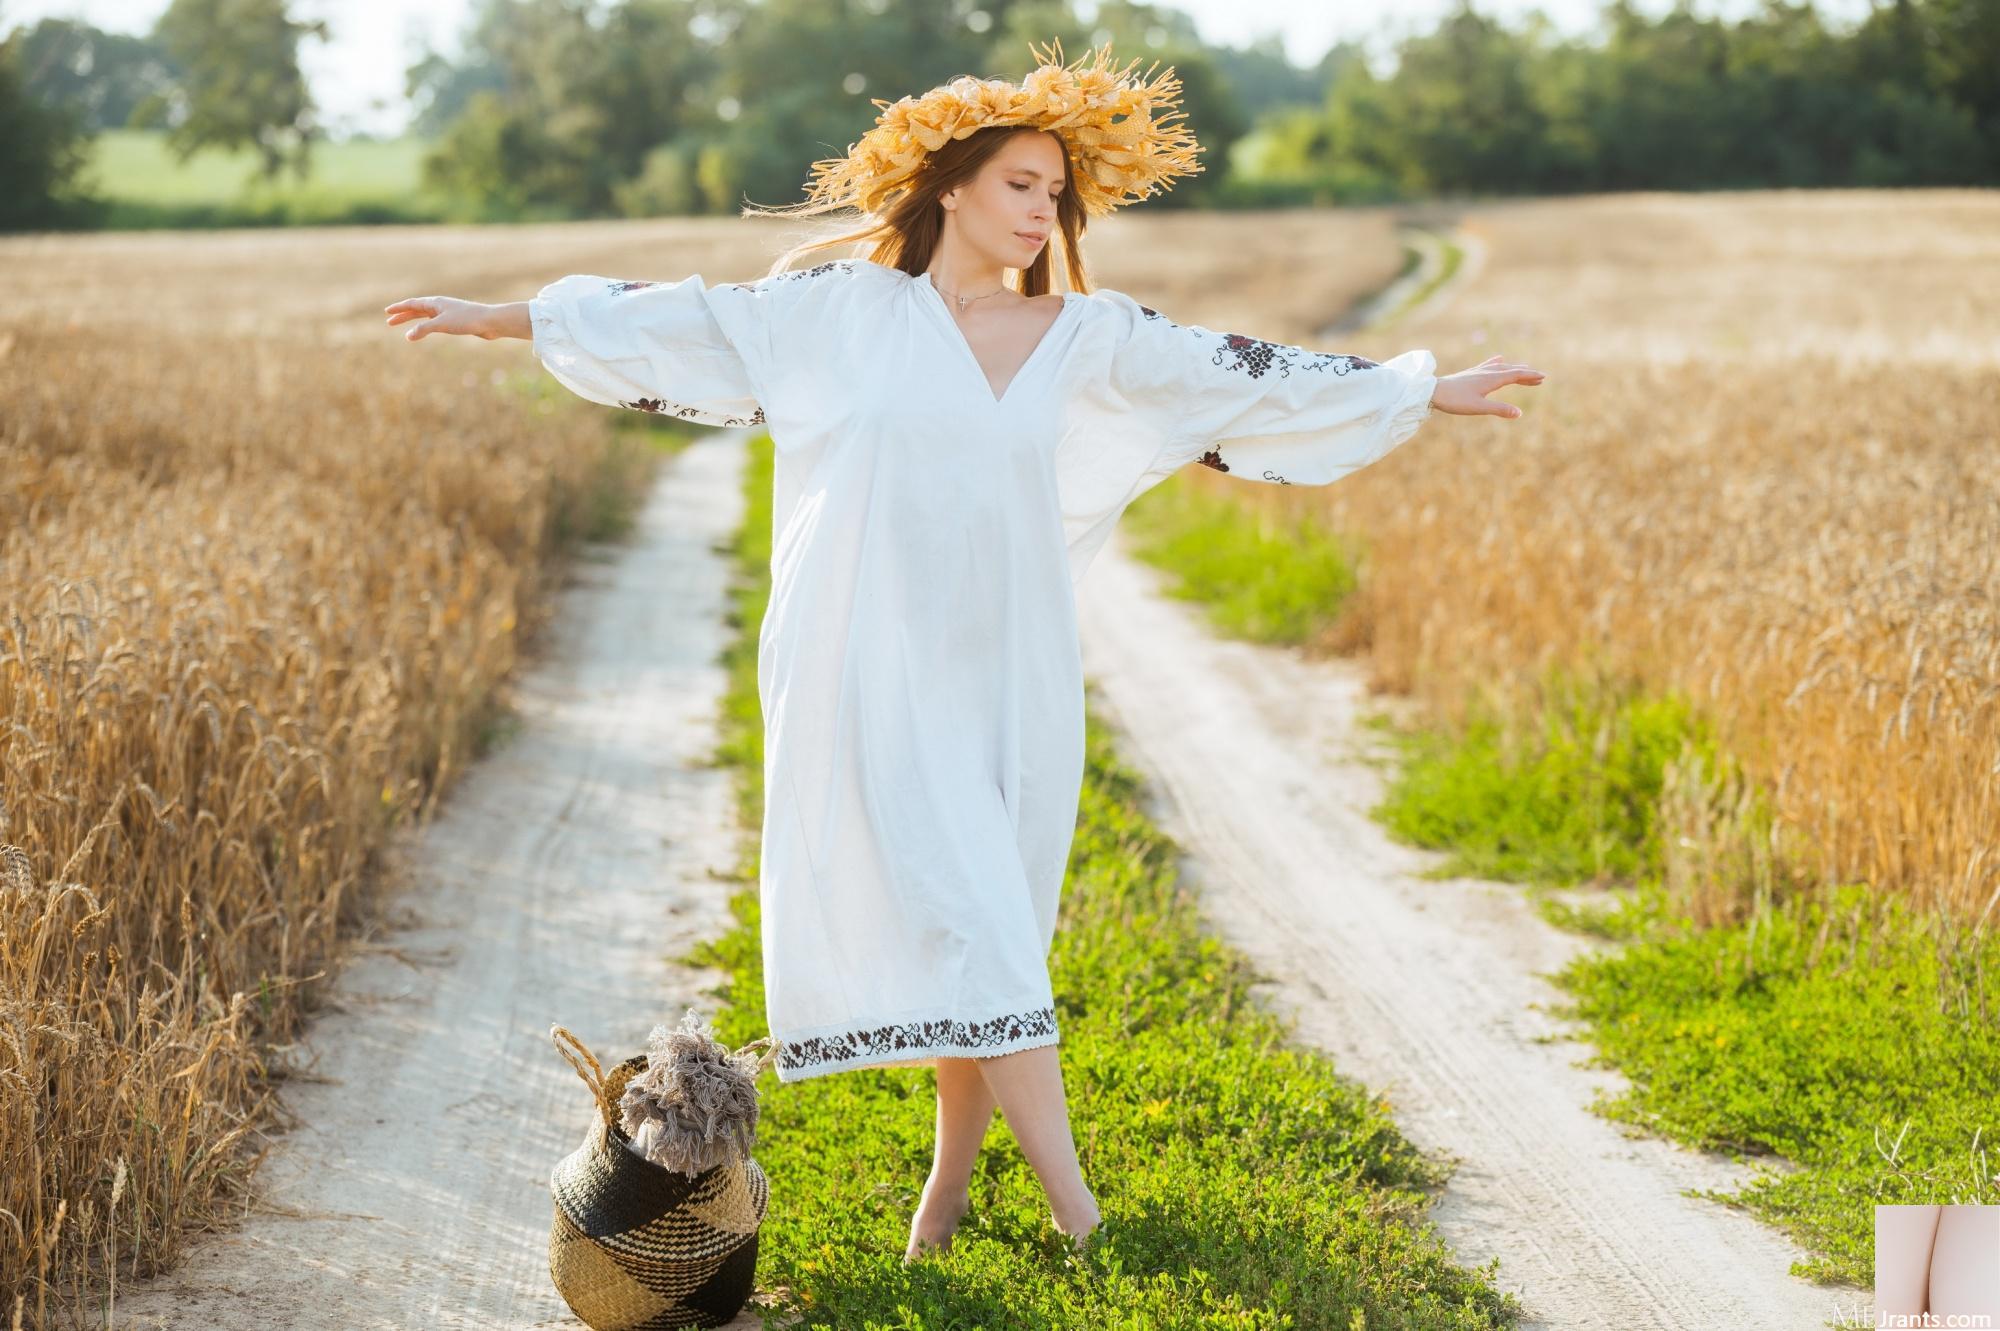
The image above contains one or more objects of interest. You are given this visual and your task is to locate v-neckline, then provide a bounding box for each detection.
[918,270,1078,408]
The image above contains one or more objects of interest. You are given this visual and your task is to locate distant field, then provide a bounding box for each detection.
[77,128,448,225]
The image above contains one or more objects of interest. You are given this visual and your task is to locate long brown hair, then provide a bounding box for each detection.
[742,125,1092,297]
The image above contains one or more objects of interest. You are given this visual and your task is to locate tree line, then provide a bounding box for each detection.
[3,0,1994,231]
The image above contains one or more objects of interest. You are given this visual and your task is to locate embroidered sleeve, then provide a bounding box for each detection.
[1103,289,1437,487]
[528,261,859,428]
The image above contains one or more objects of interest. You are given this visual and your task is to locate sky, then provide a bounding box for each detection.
[6,0,1878,140]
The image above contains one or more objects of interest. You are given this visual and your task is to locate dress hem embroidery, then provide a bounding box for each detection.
[771,1004,1060,1082]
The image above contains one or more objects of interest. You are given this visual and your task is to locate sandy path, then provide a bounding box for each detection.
[112,431,765,1331]
[1075,530,1862,1329]
[1320,224,1483,336]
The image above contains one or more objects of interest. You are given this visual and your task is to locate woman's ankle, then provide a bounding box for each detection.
[1049,1189,1100,1235]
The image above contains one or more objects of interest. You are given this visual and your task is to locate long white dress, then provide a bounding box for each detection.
[529,257,1437,1082]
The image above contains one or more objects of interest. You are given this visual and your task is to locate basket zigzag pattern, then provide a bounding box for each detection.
[548,1028,773,1330]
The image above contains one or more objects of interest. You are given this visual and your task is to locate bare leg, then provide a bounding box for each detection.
[904,1057,995,1261]
[974,1043,1100,1242]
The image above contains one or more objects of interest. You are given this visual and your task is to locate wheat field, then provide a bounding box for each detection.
[1185,189,2000,938]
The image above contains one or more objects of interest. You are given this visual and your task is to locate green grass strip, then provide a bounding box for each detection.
[1121,480,1361,645]
[1366,665,1716,911]
[1550,880,2000,1285]
[1120,474,2000,1286]
[676,430,1524,1328]
[1354,229,1465,334]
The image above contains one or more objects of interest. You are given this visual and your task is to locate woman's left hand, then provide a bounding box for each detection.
[1430,356,1547,419]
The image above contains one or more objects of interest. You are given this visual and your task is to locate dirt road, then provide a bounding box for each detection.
[112,431,764,1330]
[1075,528,1862,1328]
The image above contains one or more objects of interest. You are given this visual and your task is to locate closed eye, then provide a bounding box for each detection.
[1010,182,1061,198]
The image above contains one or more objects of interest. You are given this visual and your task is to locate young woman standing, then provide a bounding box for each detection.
[386,39,1544,1265]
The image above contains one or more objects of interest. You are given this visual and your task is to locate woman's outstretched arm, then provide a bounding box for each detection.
[384,297,530,341]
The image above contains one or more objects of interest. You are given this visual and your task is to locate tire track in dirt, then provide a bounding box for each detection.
[111,431,766,1331]
[1074,517,1861,1328]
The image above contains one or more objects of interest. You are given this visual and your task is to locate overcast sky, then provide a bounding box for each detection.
[6,0,1877,139]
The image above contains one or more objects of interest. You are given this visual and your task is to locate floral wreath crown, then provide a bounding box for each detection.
[801,38,1205,220]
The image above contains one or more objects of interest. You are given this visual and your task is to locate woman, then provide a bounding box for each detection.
[385,40,1545,1264]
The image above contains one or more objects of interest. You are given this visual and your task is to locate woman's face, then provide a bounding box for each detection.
[940,131,1065,269]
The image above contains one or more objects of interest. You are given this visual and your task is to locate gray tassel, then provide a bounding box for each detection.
[617,1008,773,1176]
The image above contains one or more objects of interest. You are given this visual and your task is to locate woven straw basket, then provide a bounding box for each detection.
[548,1024,775,1330]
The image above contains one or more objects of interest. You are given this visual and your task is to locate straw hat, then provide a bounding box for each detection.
[801,37,1205,219]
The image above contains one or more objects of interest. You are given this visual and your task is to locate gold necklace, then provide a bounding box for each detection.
[931,276,1009,315]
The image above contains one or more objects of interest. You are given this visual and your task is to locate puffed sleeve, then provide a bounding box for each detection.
[1056,288,1439,584]
[527,271,794,428]
[1106,289,1437,485]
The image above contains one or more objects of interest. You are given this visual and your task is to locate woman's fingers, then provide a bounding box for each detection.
[1481,366,1544,418]
[385,297,456,341]
[383,298,440,327]
[1437,359,1547,420]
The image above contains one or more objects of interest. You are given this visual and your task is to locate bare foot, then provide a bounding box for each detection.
[902,1184,971,1263]
[1051,1195,1101,1251]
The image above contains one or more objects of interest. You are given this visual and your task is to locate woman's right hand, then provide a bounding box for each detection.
[1430,355,1547,419]
[384,296,500,341]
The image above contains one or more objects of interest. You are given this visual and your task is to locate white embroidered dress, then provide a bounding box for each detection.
[530,257,1436,1082]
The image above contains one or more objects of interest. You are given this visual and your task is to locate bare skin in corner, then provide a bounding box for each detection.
[383,128,1546,1266]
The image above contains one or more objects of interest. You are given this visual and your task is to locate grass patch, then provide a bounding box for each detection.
[1343,227,1465,333]
[675,430,1524,1328]
[1367,667,1713,903]
[497,368,703,547]
[1550,883,2000,1285]
[1121,479,1362,644]
[68,129,455,228]
[1393,231,1464,324]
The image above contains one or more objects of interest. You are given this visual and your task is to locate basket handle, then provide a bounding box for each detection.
[736,1035,780,1075]
[550,1024,617,1128]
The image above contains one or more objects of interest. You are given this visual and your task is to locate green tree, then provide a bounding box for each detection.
[1378,3,1558,196]
[420,0,726,218]
[133,0,328,182]
[14,18,180,131]
[1299,0,1996,201]
[404,40,504,140]
[0,18,95,229]
[412,0,1236,220]
[1890,0,2000,177]
[408,0,2000,220]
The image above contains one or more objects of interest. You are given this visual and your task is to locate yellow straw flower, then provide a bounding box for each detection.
[801,37,1206,220]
